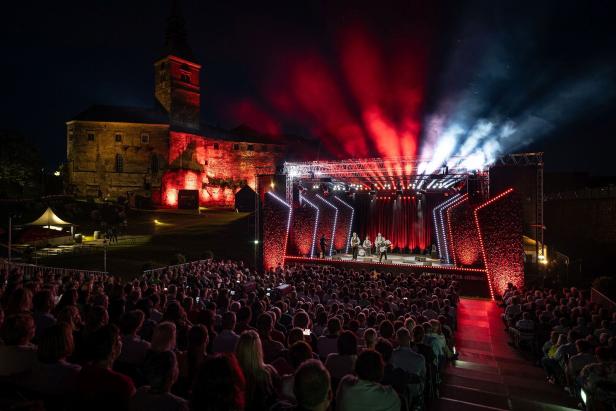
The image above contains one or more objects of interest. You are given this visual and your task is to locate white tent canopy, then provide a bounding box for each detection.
[27,207,72,227]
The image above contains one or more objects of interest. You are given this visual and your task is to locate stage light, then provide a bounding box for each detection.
[254,240,259,244]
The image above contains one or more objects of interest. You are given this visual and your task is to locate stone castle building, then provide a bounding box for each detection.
[66,3,284,207]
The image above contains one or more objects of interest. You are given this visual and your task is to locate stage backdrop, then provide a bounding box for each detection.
[353,193,440,252]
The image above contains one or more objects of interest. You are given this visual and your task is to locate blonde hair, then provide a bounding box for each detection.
[151,321,177,352]
[235,330,270,385]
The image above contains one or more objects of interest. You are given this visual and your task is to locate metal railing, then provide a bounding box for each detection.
[0,259,108,278]
[591,288,616,312]
[142,259,212,278]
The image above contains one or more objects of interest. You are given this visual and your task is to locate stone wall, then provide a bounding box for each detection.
[66,121,169,200]
[163,131,284,207]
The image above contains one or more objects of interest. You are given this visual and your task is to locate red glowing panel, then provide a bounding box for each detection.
[263,192,292,270]
[474,189,524,298]
[449,200,483,267]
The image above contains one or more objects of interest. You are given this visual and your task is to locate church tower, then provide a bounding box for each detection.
[154,0,201,131]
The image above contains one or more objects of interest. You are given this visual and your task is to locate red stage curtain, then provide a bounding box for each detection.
[354,195,433,252]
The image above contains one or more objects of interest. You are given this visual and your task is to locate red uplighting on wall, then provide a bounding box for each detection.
[263,192,292,270]
[473,188,524,299]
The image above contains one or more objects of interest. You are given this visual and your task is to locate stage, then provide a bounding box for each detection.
[324,252,451,267]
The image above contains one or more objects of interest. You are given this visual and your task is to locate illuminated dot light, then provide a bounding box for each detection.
[283,255,487,273]
[445,195,469,267]
[333,196,355,253]
[263,191,293,269]
[473,188,516,300]
[300,194,320,258]
[316,194,339,257]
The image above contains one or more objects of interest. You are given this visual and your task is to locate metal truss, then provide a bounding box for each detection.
[494,152,543,167]
[284,156,479,179]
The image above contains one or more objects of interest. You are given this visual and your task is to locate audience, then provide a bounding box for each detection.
[0,259,460,410]
[502,283,616,408]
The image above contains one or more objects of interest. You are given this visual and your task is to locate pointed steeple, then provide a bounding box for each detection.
[163,0,194,61]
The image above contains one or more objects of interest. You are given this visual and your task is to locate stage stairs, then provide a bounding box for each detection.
[433,299,579,411]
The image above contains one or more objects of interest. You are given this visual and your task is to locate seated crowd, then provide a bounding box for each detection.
[0,260,459,411]
[502,283,616,408]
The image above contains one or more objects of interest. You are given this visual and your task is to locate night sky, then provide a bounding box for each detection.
[1,0,615,174]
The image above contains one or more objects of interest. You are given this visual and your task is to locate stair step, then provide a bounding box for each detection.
[440,384,510,409]
[433,397,509,411]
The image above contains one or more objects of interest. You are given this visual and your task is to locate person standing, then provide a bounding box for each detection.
[363,236,372,256]
[350,233,360,260]
[320,235,327,258]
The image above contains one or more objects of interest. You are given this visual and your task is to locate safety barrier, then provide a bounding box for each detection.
[142,259,212,278]
[0,259,108,278]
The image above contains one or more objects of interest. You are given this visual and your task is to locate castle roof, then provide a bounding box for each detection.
[69,104,169,124]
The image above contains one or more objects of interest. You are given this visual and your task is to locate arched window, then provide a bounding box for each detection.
[115,154,124,172]
[150,154,159,173]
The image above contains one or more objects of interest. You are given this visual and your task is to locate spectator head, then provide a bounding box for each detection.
[237,306,252,324]
[188,324,209,351]
[38,323,74,363]
[289,341,314,369]
[256,313,273,336]
[222,311,236,331]
[337,330,358,356]
[288,327,305,346]
[6,287,33,315]
[191,354,246,411]
[142,350,179,392]
[57,305,82,331]
[379,320,394,339]
[293,360,332,411]
[2,314,35,346]
[151,321,177,352]
[235,330,265,376]
[363,328,377,349]
[396,327,412,347]
[355,350,384,382]
[293,311,310,330]
[575,339,591,354]
[326,317,342,336]
[33,290,54,313]
[88,324,122,366]
[85,305,109,333]
[119,310,145,336]
[375,338,394,363]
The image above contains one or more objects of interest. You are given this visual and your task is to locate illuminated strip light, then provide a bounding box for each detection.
[432,195,454,259]
[432,194,462,261]
[445,194,469,267]
[439,194,464,263]
[316,194,339,257]
[300,194,320,258]
[267,192,293,261]
[473,188,515,301]
[333,196,354,253]
[426,179,437,189]
[283,255,487,272]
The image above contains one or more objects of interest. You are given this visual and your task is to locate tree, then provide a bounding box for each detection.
[0,130,43,198]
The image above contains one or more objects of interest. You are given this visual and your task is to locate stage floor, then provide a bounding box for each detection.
[328,252,452,268]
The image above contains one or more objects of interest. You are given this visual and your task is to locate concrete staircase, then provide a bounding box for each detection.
[432,299,579,411]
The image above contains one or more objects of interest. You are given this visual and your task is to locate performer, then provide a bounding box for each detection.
[363,236,372,256]
[319,235,327,258]
[350,232,360,260]
[377,235,391,263]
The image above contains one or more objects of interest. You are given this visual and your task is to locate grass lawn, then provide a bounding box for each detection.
[38,209,257,279]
